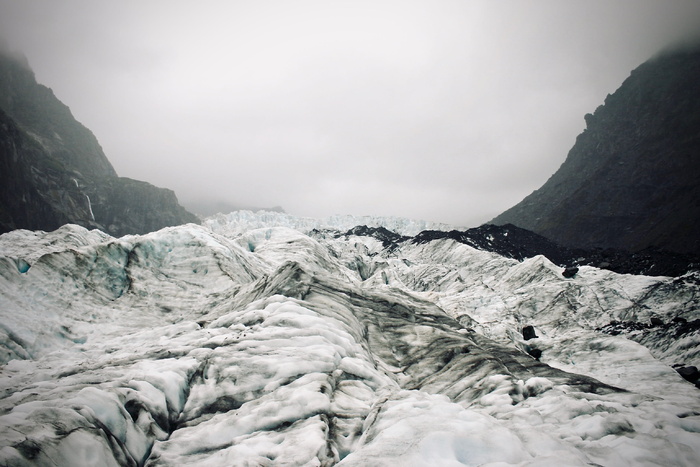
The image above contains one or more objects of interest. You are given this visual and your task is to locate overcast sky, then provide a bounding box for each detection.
[1,1,699,226]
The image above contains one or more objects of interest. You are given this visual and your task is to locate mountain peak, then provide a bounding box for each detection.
[492,46,700,255]
[0,50,117,178]
[0,50,198,236]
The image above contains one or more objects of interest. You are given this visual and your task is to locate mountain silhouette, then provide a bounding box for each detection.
[492,45,700,255]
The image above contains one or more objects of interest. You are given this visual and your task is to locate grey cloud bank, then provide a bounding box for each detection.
[1,0,699,227]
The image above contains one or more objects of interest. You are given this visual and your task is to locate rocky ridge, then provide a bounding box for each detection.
[0,49,198,236]
[492,45,700,255]
[334,222,699,277]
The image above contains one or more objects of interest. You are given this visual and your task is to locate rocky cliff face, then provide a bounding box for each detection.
[0,50,198,235]
[491,46,700,255]
[82,177,200,238]
[0,51,116,179]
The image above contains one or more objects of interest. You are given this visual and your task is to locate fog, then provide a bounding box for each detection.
[1,0,699,226]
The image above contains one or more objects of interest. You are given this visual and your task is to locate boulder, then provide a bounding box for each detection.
[522,325,538,340]
[562,266,579,278]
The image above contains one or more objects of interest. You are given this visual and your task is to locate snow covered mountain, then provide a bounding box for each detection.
[1,213,699,466]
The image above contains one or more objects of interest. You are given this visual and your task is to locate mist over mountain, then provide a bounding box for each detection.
[492,45,700,255]
[0,50,198,236]
[183,199,285,218]
[1,30,700,466]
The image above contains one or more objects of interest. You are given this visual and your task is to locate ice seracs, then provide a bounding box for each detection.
[0,215,699,466]
[204,210,457,237]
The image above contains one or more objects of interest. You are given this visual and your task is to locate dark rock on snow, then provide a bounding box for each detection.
[562,267,579,278]
[676,366,700,384]
[409,223,698,277]
[340,225,410,249]
[527,347,542,360]
[522,325,538,341]
[650,317,664,327]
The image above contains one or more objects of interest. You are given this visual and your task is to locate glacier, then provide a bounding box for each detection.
[0,213,699,466]
[203,210,457,237]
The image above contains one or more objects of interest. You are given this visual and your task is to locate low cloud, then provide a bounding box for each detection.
[2,0,699,226]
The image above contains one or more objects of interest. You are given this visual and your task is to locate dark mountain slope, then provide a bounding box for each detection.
[412,224,698,277]
[491,46,700,255]
[0,106,93,231]
[0,49,198,235]
[0,51,115,178]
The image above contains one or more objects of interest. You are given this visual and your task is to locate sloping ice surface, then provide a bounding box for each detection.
[0,220,699,466]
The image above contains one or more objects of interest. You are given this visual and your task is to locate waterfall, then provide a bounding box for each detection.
[85,194,95,221]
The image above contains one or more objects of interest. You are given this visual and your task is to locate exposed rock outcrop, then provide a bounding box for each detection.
[491,45,700,255]
[408,224,698,277]
[0,48,198,235]
[82,177,199,238]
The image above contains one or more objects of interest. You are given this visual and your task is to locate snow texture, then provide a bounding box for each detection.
[204,210,456,237]
[0,213,699,466]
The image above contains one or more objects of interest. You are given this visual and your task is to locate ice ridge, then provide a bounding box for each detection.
[0,222,698,466]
